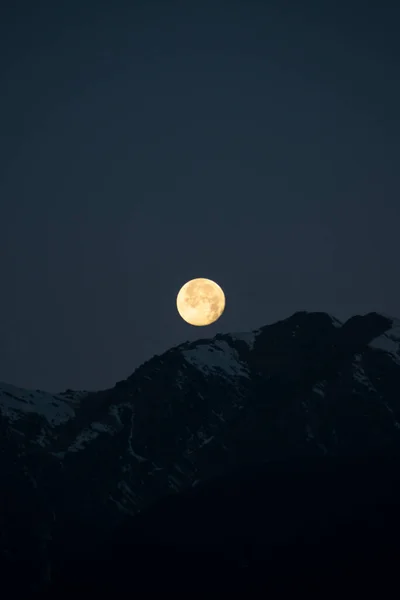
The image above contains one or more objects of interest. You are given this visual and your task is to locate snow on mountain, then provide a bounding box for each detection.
[227,330,259,350]
[60,422,116,455]
[0,382,85,425]
[352,354,376,391]
[312,382,326,397]
[182,339,250,379]
[369,317,400,365]
[329,314,343,328]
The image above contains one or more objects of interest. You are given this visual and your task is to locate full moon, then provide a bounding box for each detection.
[176,278,225,326]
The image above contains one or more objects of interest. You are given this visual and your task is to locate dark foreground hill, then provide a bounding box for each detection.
[48,454,400,597]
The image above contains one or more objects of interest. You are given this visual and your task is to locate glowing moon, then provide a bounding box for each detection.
[176,278,225,326]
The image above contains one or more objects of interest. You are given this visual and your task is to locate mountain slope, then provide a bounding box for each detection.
[1,310,400,588]
[50,455,400,596]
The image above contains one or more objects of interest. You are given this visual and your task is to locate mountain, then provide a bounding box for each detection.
[50,455,400,596]
[1,310,400,590]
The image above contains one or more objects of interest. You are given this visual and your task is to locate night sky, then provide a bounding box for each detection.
[0,1,399,392]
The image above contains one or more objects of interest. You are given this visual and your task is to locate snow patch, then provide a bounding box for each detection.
[313,383,325,397]
[91,422,112,433]
[197,429,214,447]
[123,405,147,462]
[369,321,400,365]
[384,402,394,415]
[182,340,249,379]
[109,486,138,515]
[109,403,131,430]
[51,451,66,460]
[175,369,186,390]
[129,449,147,462]
[149,462,163,476]
[229,330,258,350]
[329,315,342,328]
[0,382,77,425]
[168,474,182,491]
[352,355,376,391]
[67,421,114,453]
[200,435,214,447]
[212,409,225,422]
[35,428,50,447]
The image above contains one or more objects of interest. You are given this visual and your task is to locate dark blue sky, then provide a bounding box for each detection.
[0,0,399,391]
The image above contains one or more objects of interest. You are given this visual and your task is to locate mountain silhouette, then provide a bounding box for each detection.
[0,310,399,592]
[50,455,400,596]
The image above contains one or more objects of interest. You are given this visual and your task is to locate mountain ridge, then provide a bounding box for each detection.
[1,310,400,590]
